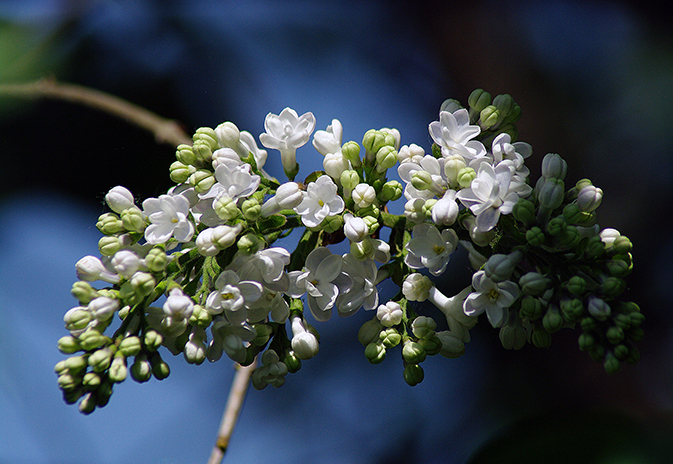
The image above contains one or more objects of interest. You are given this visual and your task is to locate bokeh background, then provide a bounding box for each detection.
[1,0,673,463]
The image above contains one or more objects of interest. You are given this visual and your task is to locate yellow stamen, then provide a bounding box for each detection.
[433,245,445,255]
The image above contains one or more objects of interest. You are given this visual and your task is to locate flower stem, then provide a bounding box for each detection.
[0,76,192,147]
[207,359,257,464]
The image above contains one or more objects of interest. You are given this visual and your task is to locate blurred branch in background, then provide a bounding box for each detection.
[0,77,191,146]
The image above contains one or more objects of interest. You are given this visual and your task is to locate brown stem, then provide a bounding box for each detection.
[0,76,192,147]
[207,360,257,464]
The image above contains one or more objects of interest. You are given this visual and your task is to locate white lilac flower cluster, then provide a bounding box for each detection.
[56,90,642,413]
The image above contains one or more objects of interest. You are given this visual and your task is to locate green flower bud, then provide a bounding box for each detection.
[613,236,633,255]
[57,373,79,391]
[457,167,476,189]
[96,213,124,235]
[499,325,527,350]
[403,364,424,386]
[566,276,587,296]
[603,353,620,374]
[64,307,93,333]
[88,347,113,373]
[241,198,261,221]
[77,392,96,414]
[98,235,121,256]
[341,141,362,167]
[340,169,360,193]
[119,281,142,305]
[120,207,146,233]
[64,354,88,374]
[606,326,624,345]
[189,169,216,194]
[250,323,273,347]
[176,144,197,165]
[484,250,523,283]
[58,336,81,354]
[525,227,545,247]
[193,127,219,152]
[436,331,466,358]
[192,139,213,164]
[542,307,564,333]
[214,195,240,221]
[320,214,344,234]
[83,372,101,388]
[189,304,212,327]
[379,180,403,203]
[557,225,580,248]
[362,129,394,155]
[375,146,398,172]
[150,354,170,380]
[468,89,492,113]
[418,335,442,356]
[402,340,426,364]
[362,215,379,235]
[613,344,629,361]
[365,341,386,364]
[284,351,302,373]
[519,272,550,295]
[541,153,567,179]
[629,312,645,328]
[118,336,142,357]
[169,161,195,184]
[78,329,107,351]
[479,105,500,128]
[629,326,644,343]
[538,178,565,210]
[411,316,437,340]
[440,98,462,113]
[108,353,128,382]
[131,356,152,382]
[531,326,552,348]
[561,298,584,322]
[519,295,543,321]
[71,281,99,305]
[356,204,380,219]
[606,257,632,277]
[422,199,437,220]
[411,170,434,191]
[625,346,641,364]
[358,318,383,345]
[578,333,595,352]
[350,238,373,261]
[601,277,625,299]
[145,248,168,273]
[144,329,163,351]
[545,216,566,236]
[586,236,606,258]
[512,198,536,227]
[130,272,155,296]
[379,328,402,348]
[580,316,597,332]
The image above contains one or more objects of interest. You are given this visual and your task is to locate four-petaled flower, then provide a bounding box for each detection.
[293,175,344,228]
[405,223,459,276]
[429,108,486,160]
[463,270,519,328]
[259,107,316,178]
[142,194,194,245]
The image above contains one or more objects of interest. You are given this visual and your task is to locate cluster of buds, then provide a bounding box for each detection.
[55,89,641,413]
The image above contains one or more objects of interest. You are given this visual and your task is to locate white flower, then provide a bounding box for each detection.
[313,119,343,156]
[200,161,260,206]
[336,254,378,316]
[398,155,447,199]
[343,213,369,243]
[431,190,459,226]
[351,183,377,209]
[350,237,390,263]
[429,108,486,160]
[206,270,263,325]
[426,285,476,342]
[404,198,427,223]
[163,288,194,320]
[377,301,403,327]
[287,247,348,321]
[293,175,344,228]
[239,130,270,178]
[456,161,519,232]
[259,107,316,177]
[231,247,291,293]
[290,313,319,360]
[463,270,519,328]
[208,317,257,363]
[323,152,351,181]
[402,273,432,302]
[105,186,135,214]
[111,250,142,279]
[142,194,195,244]
[75,255,120,284]
[397,143,425,164]
[261,182,304,217]
[405,223,458,276]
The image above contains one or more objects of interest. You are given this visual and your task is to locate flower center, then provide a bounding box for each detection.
[318,199,324,207]
[222,292,235,300]
[433,245,445,255]
[488,288,500,302]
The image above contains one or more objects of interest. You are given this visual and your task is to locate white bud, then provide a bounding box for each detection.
[343,213,369,243]
[111,250,142,279]
[376,301,403,327]
[75,256,120,284]
[105,186,135,214]
[351,183,377,209]
[290,314,319,360]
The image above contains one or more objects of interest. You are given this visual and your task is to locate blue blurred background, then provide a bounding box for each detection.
[1,0,673,462]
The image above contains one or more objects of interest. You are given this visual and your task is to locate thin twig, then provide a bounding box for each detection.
[0,77,192,147]
[207,360,257,464]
